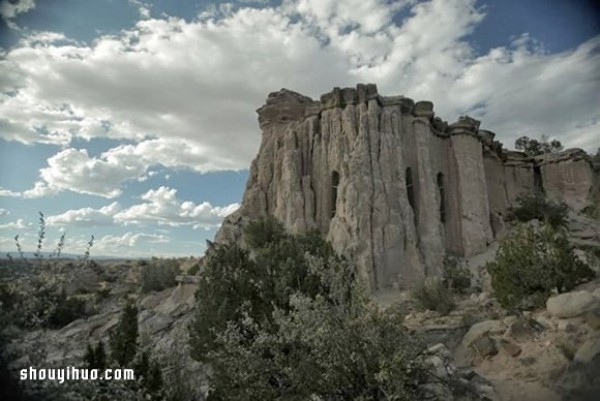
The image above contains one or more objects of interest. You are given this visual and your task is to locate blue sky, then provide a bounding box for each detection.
[0,0,599,258]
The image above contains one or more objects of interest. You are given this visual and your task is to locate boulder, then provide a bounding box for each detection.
[472,335,498,358]
[499,339,522,357]
[574,337,600,364]
[546,291,599,319]
[462,319,506,348]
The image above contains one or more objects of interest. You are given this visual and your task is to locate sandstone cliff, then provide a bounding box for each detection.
[216,84,599,290]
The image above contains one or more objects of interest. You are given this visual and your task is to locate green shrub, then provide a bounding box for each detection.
[190,218,435,401]
[412,278,455,315]
[47,291,87,329]
[507,194,567,228]
[582,204,600,221]
[187,262,200,275]
[140,260,179,293]
[110,300,139,367]
[84,340,107,370]
[486,223,595,310]
[442,255,471,294]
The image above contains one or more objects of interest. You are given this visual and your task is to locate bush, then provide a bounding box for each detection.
[442,255,471,294]
[110,300,139,366]
[582,204,600,221]
[486,223,595,310]
[140,260,179,293]
[187,262,200,275]
[46,291,87,329]
[508,194,567,228]
[190,218,436,401]
[2,277,88,329]
[412,278,455,315]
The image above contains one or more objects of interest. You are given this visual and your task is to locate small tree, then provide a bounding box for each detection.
[110,300,139,366]
[508,194,568,228]
[515,135,563,156]
[84,341,107,370]
[487,223,595,310]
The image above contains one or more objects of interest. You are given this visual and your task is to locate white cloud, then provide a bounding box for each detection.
[114,186,239,228]
[128,0,151,19]
[25,137,243,198]
[42,188,237,229]
[0,0,598,202]
[0,187,21,197]
[0,218,30,230]
[0,208,9,216]
[0,0,35,25]
[64,231,169,255]
[46,202,120,226]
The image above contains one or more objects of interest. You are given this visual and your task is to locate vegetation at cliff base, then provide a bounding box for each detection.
[508,194,568,228]
[486,223,595,310]
[189,218,438,401]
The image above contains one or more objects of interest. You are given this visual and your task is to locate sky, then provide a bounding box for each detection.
[0,0,599,258]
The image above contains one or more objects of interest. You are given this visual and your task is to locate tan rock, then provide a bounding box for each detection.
[546,291,600,318]
[215,84,600,291]
[463,319,506,348]
[499,339,522,357]
[574,337,600,363]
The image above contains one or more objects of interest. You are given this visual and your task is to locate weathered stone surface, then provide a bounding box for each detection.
[499,338,522,357]
[536,149,598,212]
[546,291,600,318]
[574,337,600,364]
[462,319,506,348]
[413,100,434,118]
[215,84,600,291]
[472,335,498,358]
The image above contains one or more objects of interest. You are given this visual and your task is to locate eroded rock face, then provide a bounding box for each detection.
[215,84,600,290]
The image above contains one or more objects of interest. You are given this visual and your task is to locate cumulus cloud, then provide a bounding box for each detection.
[128,0,151,19]
[0,0,35,26]
[0,187,21,197]
[0,218,29,230]
[0,0,598,202]
[23,137,243,198]
[114,186,239,228]
[42,186,238,228]
[63,231,170,255]
[46,202,120,226]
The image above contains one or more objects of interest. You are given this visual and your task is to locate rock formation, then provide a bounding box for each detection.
[216,84,600,290]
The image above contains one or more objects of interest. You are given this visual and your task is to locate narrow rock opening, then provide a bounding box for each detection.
[331,170,340,218]
[406,167,416,223]
[533,165,544,195]
[437,172,446,223]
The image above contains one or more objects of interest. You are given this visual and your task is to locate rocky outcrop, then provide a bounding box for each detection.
[216,84,600,290]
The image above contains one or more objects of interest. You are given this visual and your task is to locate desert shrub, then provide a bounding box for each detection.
[412,278,456,315]
[141,260,179,293]
[515,135,563,156]
[190,218,437,401]
[508,194,568,228]
[46,291,87,329]
[95,286,111,301]
[187,262,200,275]
[442,255,471,294]
[110,300,139,367]
[84,340,107,370]
[2,276,88,329]
[486,223,595,310]
[582,204,600,221]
